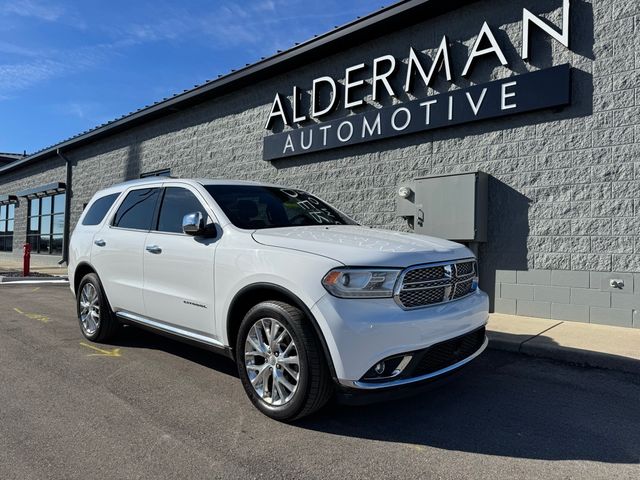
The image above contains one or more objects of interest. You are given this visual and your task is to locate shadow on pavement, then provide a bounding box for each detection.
[110,324,239,378]
[105,322,639,465]
[297,350,640,465]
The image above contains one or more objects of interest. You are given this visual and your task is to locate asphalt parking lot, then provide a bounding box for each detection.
[1,284,639,479]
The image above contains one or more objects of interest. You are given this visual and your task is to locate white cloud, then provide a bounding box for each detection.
[0,0,64,21]
[0,60,61,91]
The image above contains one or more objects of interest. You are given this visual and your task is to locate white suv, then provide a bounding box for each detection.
[69,178,489,421]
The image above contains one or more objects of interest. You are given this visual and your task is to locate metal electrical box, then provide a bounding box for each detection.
[396,172,488,242]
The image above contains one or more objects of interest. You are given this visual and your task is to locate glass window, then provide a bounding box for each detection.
[0,201,15,252]
[51,235,63,254]
[53,193,65,214]
[113,188,160,230]
[204,185,355,230]
[53,215,64,234]
[27,192,66,254]
[157,188,207,234]
[82,193,120,226]
[40,215,51,235]
[41,196,52,215]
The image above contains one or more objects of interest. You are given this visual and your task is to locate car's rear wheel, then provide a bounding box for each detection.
[236,301,332,421]
[76,273,119,342]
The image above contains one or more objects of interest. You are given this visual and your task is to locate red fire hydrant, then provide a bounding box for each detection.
[23,243,31,277]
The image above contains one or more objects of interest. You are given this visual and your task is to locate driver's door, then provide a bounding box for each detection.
[142,185,220,340]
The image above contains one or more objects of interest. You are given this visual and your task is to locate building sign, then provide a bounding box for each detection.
[263,0,572,161]
[264,66,570,161]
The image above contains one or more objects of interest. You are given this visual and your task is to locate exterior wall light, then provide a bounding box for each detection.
[398,186,412,198]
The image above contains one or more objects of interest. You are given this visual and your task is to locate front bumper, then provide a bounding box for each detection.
[310,289,489,386]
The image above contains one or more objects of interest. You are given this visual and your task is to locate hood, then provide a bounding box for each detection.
[251,225,473,267]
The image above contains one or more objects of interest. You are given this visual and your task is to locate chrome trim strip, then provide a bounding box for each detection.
[338,335,488,390]
[393,257,477,310]
[115,311,224,348]
[401,283,451,292]
[402,272,474,288]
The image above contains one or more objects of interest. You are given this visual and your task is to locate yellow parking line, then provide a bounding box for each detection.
[79,342,121,357]
[13,307,49,323]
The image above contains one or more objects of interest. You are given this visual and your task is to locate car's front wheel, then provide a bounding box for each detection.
[76,273,119,342]
[236,301,332,421]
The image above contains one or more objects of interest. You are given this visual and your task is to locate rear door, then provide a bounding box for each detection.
[142,185,219,339]
[91,186,161,315]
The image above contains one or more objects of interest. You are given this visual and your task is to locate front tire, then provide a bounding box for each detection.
[76,273,119,342]
[236,301,333,421]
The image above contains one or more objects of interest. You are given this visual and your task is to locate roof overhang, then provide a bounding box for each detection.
[16,182,66,198]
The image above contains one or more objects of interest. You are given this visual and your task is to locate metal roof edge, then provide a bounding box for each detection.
[0,0,478,176]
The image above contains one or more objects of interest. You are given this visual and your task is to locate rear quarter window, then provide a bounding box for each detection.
[112,188,160,230]
[81,193,120,226]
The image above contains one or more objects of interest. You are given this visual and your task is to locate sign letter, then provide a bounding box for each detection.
[362,113,381,138]
[292,86,307,123]
[372,55,396,101]
[501,81,517,110]
[265,93,289,129]
[462,22,508,77]
[312,76,338,118]
[404,36,452,94]
[344,63,366,109]
[282,134,295,154]
[522,0,570,60]
[465,88,488,115]
[420,99,437,125]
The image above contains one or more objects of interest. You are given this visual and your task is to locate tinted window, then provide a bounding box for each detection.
[204,185,355,230]
[82,193,120,226]
[157,187,207,233]
[113,188,159,230]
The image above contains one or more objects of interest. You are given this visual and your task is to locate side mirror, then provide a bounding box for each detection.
[182,212,205,236]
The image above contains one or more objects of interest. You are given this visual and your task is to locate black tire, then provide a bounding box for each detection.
[236,301,333,421]
[76,273,119,343]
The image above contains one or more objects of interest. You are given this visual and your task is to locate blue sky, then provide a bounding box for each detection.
[0,0,380,154]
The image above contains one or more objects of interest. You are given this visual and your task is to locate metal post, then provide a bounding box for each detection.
[56,149,72,266]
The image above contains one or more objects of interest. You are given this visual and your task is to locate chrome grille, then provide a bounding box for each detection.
[404,266,445,283]
[395,259,477,309]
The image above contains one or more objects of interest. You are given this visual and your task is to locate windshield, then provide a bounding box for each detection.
[204,185,356,230]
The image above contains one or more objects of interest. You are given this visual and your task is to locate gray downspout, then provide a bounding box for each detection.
[56,149,72,266]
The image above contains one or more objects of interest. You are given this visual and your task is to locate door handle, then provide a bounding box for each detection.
[145,245,162,254]
[94,239,106,247]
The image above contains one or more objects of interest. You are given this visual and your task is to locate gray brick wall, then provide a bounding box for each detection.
[495,267,640,327]
[1,0,639,327]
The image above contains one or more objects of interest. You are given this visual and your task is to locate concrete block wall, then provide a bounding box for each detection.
[1,0,640,328]
[495,268,640,327]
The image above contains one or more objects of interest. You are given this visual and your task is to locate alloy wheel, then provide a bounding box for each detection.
[79,283,101,335]
[244,318,300,406]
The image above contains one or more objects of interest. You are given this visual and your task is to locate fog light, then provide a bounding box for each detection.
[374,362,386,375]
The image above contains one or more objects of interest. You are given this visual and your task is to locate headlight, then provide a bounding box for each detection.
[322,268,401,298]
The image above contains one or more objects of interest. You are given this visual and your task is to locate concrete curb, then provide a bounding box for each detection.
[487,333,640,376]
[0,276,69,284]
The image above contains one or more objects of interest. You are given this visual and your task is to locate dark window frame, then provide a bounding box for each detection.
[111,187,161,232]
[0,202,15,252]
[82,193,120,226]
[27,192,66,255]
[153,186,209,235]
